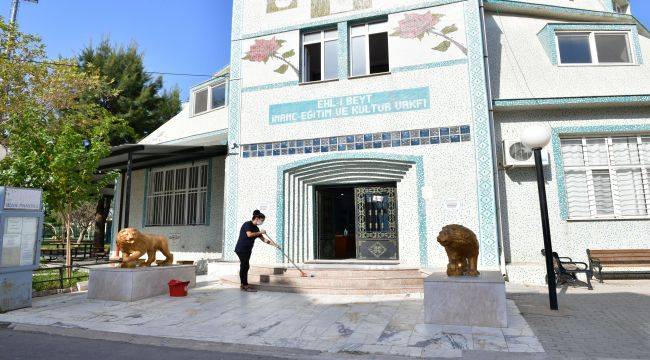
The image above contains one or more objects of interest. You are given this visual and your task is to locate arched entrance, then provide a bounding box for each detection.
[276,154,426,265]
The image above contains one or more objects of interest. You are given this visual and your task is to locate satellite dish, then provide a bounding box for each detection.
[0,145,7,161]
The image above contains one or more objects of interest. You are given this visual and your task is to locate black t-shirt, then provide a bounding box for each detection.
[235,221,260,253]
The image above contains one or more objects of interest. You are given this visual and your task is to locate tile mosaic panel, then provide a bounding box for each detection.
[241,125,471,158]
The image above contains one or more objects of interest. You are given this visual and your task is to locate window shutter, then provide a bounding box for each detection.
[591,170,615,215]
[615,169,647,216]
[564,170,591,218]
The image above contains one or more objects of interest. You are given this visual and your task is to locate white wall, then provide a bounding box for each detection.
[496,108,650,284]
[234,143,479,269]
[485,12,650,100]
[118,156,226,265]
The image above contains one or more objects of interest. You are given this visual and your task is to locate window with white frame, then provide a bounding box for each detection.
[145,162,209,226]
[556,31,633,65]
[349,20,389,77]
[192,81,226,116]
[560,136,650,219]
[302,29,338,82]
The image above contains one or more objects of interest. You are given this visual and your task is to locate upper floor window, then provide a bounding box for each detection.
[349,20,389,77]
[613,0,629,14]
[192,81,226,116]
[302,29,338,82]
[560,135,650,219]
[556,31,633,65]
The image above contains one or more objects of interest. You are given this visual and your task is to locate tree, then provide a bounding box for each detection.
[0,19,125,275]
[77,39,181,252]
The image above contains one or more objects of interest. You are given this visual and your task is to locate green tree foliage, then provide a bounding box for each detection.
[0,19,126,272]
[78,39,181,144]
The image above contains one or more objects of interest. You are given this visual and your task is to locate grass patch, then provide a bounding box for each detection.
[32,268,89,292]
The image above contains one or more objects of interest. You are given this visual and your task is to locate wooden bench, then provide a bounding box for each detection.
[587,249,650,283]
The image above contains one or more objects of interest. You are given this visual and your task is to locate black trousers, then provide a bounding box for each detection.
[236,251,251,286]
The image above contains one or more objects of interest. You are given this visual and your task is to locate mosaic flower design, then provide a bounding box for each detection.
[391,11,467,55]
[243,37,299,76]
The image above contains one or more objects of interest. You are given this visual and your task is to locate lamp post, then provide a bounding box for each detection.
[520,124,558,311]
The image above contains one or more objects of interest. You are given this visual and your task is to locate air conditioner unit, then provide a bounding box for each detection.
[502,139,549,168]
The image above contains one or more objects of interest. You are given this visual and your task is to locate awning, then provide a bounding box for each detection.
[98,144,228,172]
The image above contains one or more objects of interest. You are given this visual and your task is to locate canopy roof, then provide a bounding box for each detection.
[98,144,228,172]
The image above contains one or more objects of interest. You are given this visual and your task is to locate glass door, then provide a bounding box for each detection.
[354,186,398,260]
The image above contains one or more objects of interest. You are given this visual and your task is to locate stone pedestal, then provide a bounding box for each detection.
[87,265,196,302]
[424,271,506,328]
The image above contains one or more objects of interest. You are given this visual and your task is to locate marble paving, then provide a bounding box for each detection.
[0,280,544,358]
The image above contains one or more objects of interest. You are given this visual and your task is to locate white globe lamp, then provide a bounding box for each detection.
[520,124,552,150]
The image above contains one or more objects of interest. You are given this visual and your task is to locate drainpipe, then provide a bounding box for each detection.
[478,0,508,278]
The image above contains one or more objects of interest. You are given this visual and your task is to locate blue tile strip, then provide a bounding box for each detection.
[241,125,471,158]
[392,58,469,72]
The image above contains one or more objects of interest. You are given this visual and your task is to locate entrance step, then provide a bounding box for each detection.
[221,266,425,294]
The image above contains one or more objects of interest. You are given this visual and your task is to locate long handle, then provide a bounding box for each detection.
[263,234,307,277]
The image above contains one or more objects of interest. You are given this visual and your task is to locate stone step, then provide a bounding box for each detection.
[220,275,423,295]
[258,274,424,288]
[249,266,423,278]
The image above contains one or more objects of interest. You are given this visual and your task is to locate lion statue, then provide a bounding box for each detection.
[437,224,480,277]
[116,228,174,268]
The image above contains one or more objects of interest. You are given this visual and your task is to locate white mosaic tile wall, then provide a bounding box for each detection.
[233,143,479,269]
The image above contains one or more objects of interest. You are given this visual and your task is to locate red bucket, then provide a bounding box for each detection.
[168,279,190,297]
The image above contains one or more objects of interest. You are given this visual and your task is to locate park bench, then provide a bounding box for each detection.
[587,249,650,283]
[542,249,594,290]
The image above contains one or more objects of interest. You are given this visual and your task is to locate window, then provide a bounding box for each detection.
[560,136,650,219]
[614,1,629,14]
[192,81,226,116]
[349,20,389,77]
[302,29,338,82]
[556,31,633,65]
[145,163,209,226]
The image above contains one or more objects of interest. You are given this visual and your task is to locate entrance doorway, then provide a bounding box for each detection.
[315,183,398,261]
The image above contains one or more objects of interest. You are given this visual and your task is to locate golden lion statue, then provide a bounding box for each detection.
[437,224,480,277]
[116,228,174,268]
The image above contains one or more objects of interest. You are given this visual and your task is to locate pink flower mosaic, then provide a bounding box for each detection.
[244,37,283,63]
[393,11,442,40]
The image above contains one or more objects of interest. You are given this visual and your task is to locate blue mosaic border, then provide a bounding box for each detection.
[276,152,429,267]
[551,123,650,221]
[241,125,471,158]
[494,95,650,110]
[222,0,244,261]
[538,23,643,65]
[240,59,468,93]
[392,59,468,73]
[465,0,499,267]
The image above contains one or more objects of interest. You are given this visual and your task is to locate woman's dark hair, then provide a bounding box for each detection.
[252,209,266,220]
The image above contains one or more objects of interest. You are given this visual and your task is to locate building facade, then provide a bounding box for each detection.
[112,0,649,283]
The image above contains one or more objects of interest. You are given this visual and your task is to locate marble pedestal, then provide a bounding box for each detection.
[87,265,196,301]
[424,271,506,328]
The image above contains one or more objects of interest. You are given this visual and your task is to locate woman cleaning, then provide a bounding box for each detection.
[234,210,275,292]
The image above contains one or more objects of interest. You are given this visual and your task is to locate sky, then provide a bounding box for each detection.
[1,0,648,101]
[1,0,233,101]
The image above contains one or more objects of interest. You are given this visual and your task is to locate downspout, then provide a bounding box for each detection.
[478,0,508,278]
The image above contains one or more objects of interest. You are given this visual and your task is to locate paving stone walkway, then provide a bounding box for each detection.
[0,279,543,359]
[508,280,650,360]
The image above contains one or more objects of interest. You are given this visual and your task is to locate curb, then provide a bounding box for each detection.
[6,322,422,360]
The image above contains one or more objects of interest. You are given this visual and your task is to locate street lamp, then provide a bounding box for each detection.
[520,124,558,311]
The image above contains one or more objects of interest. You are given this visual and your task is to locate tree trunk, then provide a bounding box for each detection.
[65,211,72,278]
[76,226,87,245]
[93,196,111,254]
